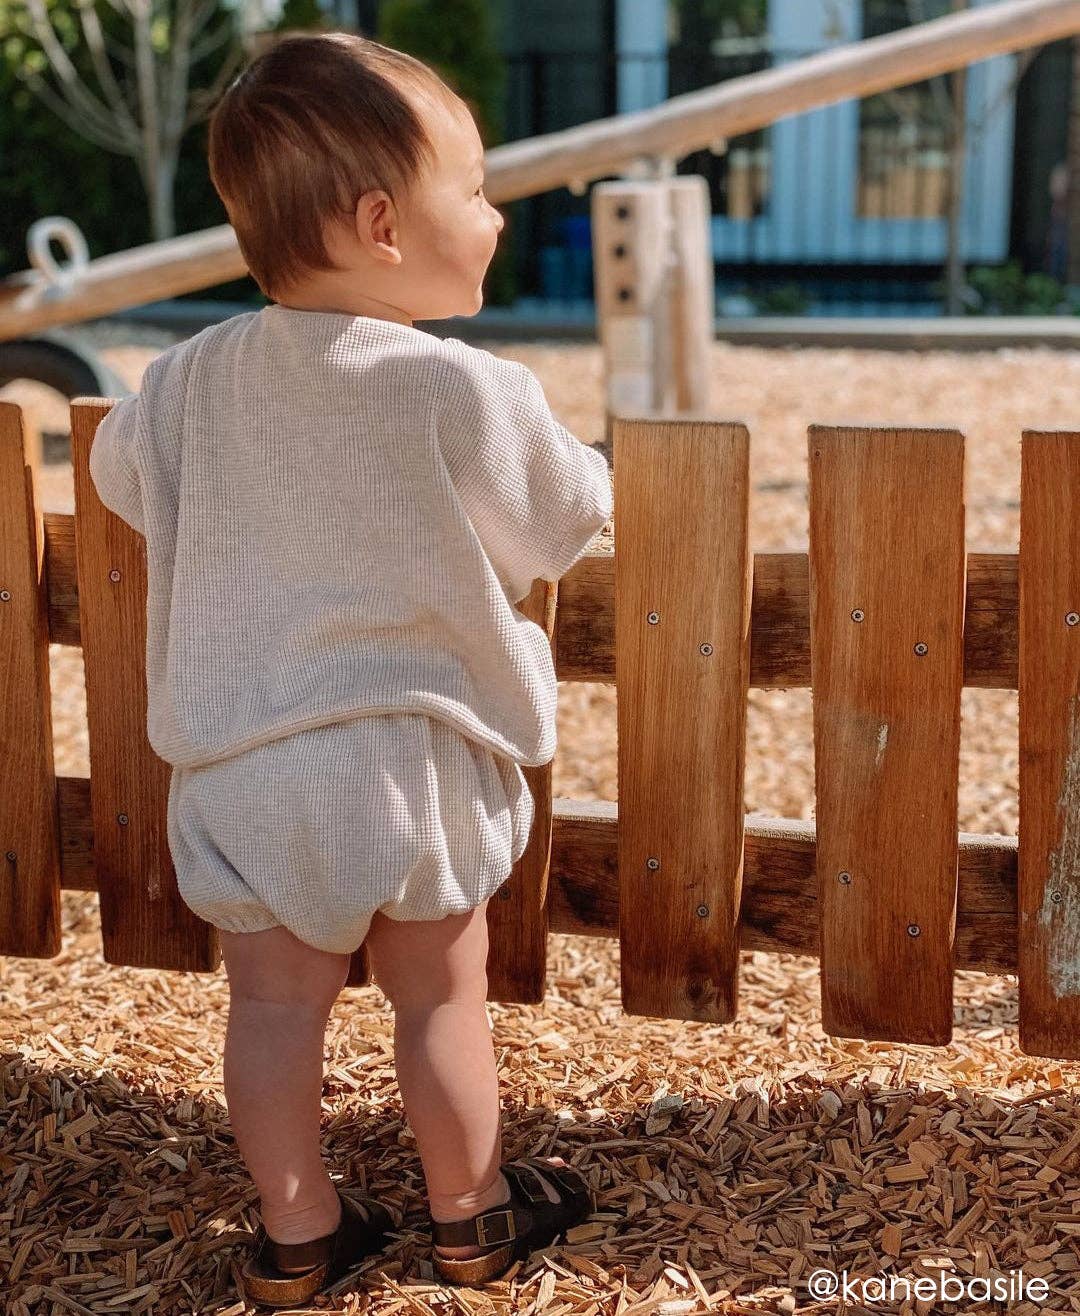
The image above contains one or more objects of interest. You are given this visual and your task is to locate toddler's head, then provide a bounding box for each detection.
[207,32,504,325]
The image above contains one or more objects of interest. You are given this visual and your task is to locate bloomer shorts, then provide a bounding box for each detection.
[165,713,535,955]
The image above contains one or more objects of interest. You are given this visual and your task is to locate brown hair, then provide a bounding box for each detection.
[207,32,462,300]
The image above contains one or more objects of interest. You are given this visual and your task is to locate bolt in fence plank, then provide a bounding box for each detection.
[71,400,218,971]
[809,425,964,1046]
[614,416,751,1022]
[1018,430,1080,1059]
[0,403,61,957]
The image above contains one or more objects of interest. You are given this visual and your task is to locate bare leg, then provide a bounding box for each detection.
[363,902,569,1259]
[219,924,351,1257]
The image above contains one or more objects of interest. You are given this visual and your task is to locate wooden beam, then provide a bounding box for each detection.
[33,517,1026,689]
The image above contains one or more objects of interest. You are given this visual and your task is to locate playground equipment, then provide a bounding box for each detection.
[5,0,1080,1061]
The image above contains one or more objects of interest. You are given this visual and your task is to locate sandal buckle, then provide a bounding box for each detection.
[475,1207,515,1247]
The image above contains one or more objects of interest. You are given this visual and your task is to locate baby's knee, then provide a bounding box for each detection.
[221,925,351,1011]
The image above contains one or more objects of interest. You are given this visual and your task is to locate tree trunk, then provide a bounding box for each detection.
[145,154,178,241]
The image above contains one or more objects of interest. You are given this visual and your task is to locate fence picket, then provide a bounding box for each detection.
[0,402,61,956]
[71,400,217,971]
[1018,430,1080,1059]
[614,416,751,1022]
[808,424,964,1046]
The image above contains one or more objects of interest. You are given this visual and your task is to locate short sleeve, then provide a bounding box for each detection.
[438,345,612,605]
[88,393,145,534]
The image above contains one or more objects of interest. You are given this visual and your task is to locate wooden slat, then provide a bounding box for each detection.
[0,403,61,957]
[1018,431,1080,1059]
[483,577,557,1004]
[615,416,752,1022]
[41,521,1023,689]
[808,424,965,1046]
[70,400,218,971]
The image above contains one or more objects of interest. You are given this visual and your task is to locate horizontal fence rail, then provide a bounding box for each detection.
[4,399,1079,1062]
[37,518,1020,687]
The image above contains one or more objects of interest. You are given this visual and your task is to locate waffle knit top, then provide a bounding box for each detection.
[88,305,613,771]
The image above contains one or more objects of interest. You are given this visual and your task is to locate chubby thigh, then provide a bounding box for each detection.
[166,713,534,955]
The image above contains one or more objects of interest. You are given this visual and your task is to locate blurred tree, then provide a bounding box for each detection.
[5,0,246,241]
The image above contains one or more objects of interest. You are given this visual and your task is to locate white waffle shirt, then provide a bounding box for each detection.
[88,305,612,770]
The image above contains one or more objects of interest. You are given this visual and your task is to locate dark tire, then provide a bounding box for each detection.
[0,331,130,400]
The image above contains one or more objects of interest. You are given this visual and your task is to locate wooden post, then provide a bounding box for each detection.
[593,175,714,447]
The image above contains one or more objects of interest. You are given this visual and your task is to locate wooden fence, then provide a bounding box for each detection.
[2,399,1078,1060]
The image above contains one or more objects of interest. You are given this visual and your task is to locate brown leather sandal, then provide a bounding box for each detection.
[430,1157,595,1287]
[240,1185,399,1308]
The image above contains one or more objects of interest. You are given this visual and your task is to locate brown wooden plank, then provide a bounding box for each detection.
[482,577,556,1004]
[42,519,1024,689]
[70,399,218,971]
[808,424,964,1046]
[614,416,752,1022]
[1018,430,1080,1059]
[0,403,61,957]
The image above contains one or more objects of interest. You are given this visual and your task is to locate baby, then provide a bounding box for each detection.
[87,29,612,1305]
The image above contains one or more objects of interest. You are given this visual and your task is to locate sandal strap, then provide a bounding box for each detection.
[430,1160,581,1250]
[431,1200,517,1249]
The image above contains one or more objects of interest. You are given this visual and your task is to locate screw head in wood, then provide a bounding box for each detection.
[1051,889,1063,903]
[117,813,128,826]
[914,642,928,656]
[699,643,713,656]
[647,612,660,624]
[1067,613,1079,627]
[696,905,709,917]
[109,569,121,582]
[4,851,15,863]
[907,923,921,936]
[0,590,9,602]
[646,857,660,870]
[851,609,864,622]
[838,871,852,884]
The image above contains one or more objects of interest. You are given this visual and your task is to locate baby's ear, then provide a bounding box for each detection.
[356,190,403,265]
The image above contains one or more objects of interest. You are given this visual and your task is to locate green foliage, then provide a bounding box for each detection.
[378,0,505,141]
[939,260,1075,315]
[273,0,327,33]
[752,282,811,314]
